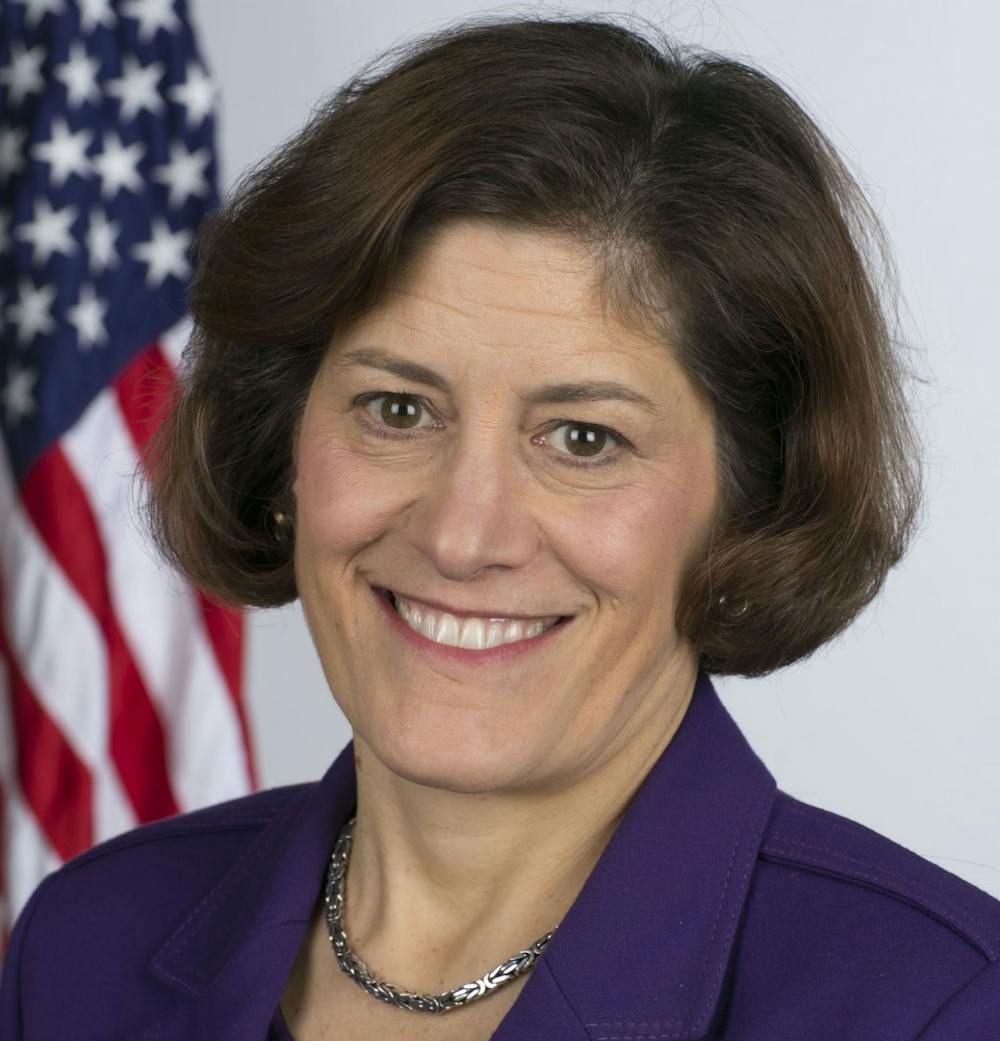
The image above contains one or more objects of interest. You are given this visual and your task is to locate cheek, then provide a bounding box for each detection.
[292,429,411,549]
[555,463,718,608]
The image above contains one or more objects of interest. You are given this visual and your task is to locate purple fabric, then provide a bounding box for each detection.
[2,669,999,1040]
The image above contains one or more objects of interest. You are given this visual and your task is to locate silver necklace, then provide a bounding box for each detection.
[323,814,557,1014]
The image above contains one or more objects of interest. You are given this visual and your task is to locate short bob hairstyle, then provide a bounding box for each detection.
[141,13,924,679]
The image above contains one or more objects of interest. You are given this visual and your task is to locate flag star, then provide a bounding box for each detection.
[93,131,145,199]
[6,279,57,345]
[68,283,109,349]
[86,209,120,272]
[54,41,102,108]
[168,62,215,129]
[31,118,93,188]
[0,128,28,181]
[121,0,180,42]
[19,0,65,29]
[14,198,79,265]
[2,362,38,425]
[132,218,191,287]
[152,140,211,208]
[106,56,165,121]
[79,0,115,31]
[0,43,46,106]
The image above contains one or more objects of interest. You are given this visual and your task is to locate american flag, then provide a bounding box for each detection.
[0,0,256,943]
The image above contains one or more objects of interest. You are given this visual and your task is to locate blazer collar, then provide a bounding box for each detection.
[139,669,776,1041]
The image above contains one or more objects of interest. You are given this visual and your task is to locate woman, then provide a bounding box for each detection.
[2,13,997,1041]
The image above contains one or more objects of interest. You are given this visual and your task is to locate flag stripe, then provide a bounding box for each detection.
[113,342,257,788]
[0,597,92,861]
[194,590,255,785]
[0,657,60,921]
[0,786,59,938]
[1,449,110,780]
[0,449,138,856]
[19,451,180,823]
[62,356,253,809]
[0,657,64,895]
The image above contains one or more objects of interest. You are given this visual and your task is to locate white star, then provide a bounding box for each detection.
[92,131,145,199]
[79,0,115,31]
[121,0,180,42]
[168,63,215,129]
[0,128,28,182]
[20,0,65,29]
[2,362,38,425]
[68,283,109,349]
[6,279,57,345]
[86,209,120,272]
[132,218,191,287]
[31,118,93,188]
[106,56,165,121]
[54,41,101,108]
[151,141,211,208]
[14,198,79,265]
[0,43,46,106]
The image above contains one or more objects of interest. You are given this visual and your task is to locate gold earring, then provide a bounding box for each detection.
[271,509,293,544]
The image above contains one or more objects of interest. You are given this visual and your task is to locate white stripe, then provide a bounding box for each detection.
[159,315,194,372]
[61,381,252,810]
[0,639,64,924]
[2,793,60,927]
[0,443,136,844]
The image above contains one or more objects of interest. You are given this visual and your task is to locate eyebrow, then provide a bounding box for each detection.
[335,346,662,414]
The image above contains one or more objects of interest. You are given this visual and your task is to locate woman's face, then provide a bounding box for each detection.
[292,221,720,794]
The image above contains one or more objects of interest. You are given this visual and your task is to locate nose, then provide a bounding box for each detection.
[404,432,540,581]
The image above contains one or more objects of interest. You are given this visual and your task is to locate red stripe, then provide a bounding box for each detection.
[0,577,92,861]
[20,447,179,823]
[116,342,257,787]
[195,592,256,786]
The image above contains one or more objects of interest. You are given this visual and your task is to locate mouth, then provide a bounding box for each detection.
[372,585,572,657]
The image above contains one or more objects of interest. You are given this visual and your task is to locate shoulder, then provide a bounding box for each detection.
[1,784,310,985]
[732,789,1000,1038]
[44,782,310,888]
[759,789,1000,960]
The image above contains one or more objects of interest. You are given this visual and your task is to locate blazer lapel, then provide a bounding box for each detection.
[494,670,778,1041]
[127,739,358,1041]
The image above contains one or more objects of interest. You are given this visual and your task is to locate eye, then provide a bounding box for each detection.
[541,421,627,469]
[357,391,438,433]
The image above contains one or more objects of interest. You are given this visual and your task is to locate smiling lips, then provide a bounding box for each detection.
[388,591,563,650]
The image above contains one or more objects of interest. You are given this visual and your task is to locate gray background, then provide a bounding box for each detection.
[191,0,1000,898]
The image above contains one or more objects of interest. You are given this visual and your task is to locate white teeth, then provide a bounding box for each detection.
[419,612,436,641]
[392,594,558,650]
[434,614,460,645]
[458,618,485,649]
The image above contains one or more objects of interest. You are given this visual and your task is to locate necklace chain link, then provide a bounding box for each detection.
[323,815,557,1014]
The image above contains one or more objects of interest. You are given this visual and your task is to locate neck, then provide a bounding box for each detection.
[340,662,698,991]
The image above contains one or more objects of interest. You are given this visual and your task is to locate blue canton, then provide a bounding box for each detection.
[0,0,219,483]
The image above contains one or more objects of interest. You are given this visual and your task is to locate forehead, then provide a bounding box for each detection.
[334,221,679,389]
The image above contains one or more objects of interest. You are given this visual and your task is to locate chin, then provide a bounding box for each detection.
[367,716,536,794]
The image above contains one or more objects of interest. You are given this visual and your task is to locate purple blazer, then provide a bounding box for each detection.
[2,669,999,1040]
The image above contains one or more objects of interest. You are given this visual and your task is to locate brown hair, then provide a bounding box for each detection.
[139,13,925,678]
